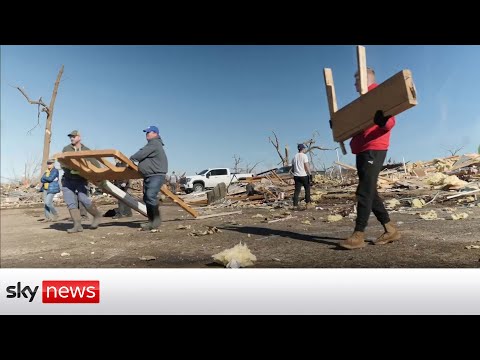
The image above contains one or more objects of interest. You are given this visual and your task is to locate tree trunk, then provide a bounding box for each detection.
[41,65,64,175]
[284,146,289,166]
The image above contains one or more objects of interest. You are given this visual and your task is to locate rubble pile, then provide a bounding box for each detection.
[177,153,480,214]
[2,154,479,214]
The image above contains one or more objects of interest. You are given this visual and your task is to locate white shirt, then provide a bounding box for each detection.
[292,152,309,177]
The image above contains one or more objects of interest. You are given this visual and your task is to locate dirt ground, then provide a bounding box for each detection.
[1,201,480,268]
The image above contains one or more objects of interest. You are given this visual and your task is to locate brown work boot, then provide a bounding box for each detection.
[67,209,84,233]
[338,231,366,250]
[374,222,401,245]
[85,203,102,229]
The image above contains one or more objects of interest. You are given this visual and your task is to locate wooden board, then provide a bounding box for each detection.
[331,69,417,142]
[53,149,143,181]
[357,46,368,95]
[324,68,347,155]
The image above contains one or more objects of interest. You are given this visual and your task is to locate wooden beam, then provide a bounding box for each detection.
[100,180,147,217]
[226,194,265,201]
[98,158,123,172]
[446,189,480,199]
[161,184,199,218]
[323,68,347,155]
[357,45,368,95]
[334,161,393,183]
[271,171,287,185]
[331,69,417,142]
[196,210,243,220]
[267,215,297,223]
[334,161,356,171]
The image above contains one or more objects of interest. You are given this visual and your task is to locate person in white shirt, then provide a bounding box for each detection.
[291,143,312,208]
[169,171,178,194]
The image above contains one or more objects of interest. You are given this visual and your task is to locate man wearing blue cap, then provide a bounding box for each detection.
[130,125,168,230]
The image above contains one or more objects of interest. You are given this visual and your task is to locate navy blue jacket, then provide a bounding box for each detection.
[40,168,61,194]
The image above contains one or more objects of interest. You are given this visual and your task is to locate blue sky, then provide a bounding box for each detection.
[1,45,479,181]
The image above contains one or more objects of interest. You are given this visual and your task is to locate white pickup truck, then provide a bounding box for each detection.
[181,168,254,193]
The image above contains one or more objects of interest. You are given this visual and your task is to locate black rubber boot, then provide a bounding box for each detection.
[151,205,161,229]
[85,203,102,229]
[140,204,155,231]
[67,209,84,233]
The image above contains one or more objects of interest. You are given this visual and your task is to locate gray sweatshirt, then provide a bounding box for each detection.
[130,137,168,177]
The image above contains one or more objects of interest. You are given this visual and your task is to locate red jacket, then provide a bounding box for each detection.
[349,83,395,154]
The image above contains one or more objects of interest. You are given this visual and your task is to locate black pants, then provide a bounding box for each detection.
[355,150,390,232]
[293,176,311,206]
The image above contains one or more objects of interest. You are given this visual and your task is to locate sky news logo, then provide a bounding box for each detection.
[5,281,100,303]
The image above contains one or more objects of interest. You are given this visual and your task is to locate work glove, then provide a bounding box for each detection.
[308,174,313,186]
[374,110,390,127]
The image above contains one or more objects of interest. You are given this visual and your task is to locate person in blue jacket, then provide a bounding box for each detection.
[40,159,61,221]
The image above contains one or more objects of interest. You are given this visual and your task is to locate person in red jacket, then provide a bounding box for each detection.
[338,68,401,250]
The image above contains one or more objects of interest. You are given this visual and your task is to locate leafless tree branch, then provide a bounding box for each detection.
[16,87,50,135]
[440,144,466,156]
[246,161,262,173]
[16,87,49,112]
[268,131,288,166]
[233,154,242,173]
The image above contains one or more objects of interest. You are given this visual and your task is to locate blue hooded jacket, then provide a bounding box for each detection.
[40,168,60,194]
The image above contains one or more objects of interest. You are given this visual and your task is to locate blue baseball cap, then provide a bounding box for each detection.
[143,125,159,134]
[298,143,306,150]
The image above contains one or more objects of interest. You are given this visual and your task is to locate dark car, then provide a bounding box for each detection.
[275,166,292,175]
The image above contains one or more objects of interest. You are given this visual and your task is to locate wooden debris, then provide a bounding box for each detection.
[446,189,480,199]
[196,210,243,220]
[267,215,296,223]
[330,70,418,142]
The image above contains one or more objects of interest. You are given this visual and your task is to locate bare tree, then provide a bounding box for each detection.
[268,131,289,166]
[12,155,42,186]
[441,144,465,156]
[303,130,335,154]
[233,154,242,173]
[302,131,335,171]
[16,65,65,177]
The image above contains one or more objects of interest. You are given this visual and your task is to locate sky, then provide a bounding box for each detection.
[1,45,480,182]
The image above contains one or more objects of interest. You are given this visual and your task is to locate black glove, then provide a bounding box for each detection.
[308,174,313,185]
[374,110,390,127]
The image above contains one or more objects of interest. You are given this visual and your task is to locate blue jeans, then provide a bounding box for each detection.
[62,177,92,210]
[143,175,165,207]
[43,191,58,219]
